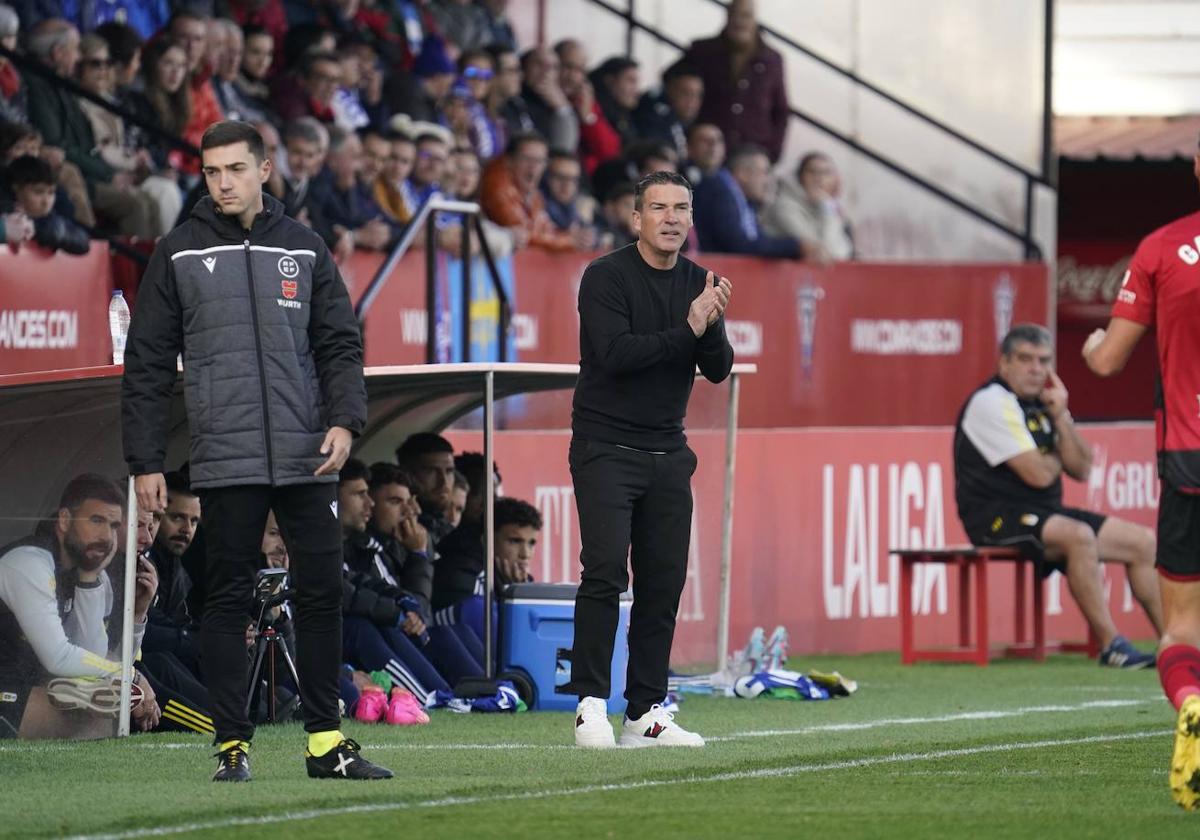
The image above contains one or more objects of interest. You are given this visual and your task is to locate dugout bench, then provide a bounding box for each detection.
[895,546,1100,666]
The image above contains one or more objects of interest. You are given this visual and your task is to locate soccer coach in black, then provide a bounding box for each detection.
[570,170,733,749]
[122,121,390,781]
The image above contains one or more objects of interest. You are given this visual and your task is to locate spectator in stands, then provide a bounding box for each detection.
[313,125,398,252]
[683,0,789,162]
[477,0,516,50]
[76,33,182,237]
[555,39,621,176]
[682,122,724,186]
[209,19,255,123]
[384,34,456,124]
[25,18,155,238]
[0,474,160,739]
[442,81,479,156]
[635,60,703,163]
[167,12,225,176]
[329,43,369,132]
[693,143,800,258]
[276,50,341,125]
[953,324,1161,669]
[486,44,526,141]
[0,119,90,227]
[280,116,345,256]
[456,49,502,160]
[763,151,855,264]
[254,118,286,204]
[4,153,88,253]
[0,4,25,124]
[0,203,32,246]
[360,127,390,187]
[142,471,202,676]
[541,149,590,232]
[374,129,416,226]
[518,46,577,154]
[406,129,450,211]
[480,132,594,252]
[594,180,636,251]
[447,143,520,257]
[94,21,142,94]
[124,38,191,188]
[396,432,459,546]
[430,0,493,52]
[590,56,640,149]
[233,24,276,126]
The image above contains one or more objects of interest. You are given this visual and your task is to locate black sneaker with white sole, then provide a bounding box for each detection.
[212,742,251,782]
[305,738,394,780]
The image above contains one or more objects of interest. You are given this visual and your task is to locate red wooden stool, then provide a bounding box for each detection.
[896,545,1100,666]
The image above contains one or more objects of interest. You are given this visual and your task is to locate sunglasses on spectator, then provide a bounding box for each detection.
[418,150,448,162]
[462,66,494,81]
[82,58,113,68]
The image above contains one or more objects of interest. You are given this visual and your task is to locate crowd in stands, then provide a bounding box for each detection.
[0,430,544,738]
[0,0,854,265]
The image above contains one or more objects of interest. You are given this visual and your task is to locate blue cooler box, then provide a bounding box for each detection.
[498,582,631,714]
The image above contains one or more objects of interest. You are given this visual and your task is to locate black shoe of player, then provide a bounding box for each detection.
[212,742,251,782]
[305,738,394,780]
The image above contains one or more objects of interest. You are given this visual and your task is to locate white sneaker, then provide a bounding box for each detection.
[619,704,705,748]
[574,696,616,748]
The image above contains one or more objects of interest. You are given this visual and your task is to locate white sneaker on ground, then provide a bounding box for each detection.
[619,704,705,748]
[574,696,616,748]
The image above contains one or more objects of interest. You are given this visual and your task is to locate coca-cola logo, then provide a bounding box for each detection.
[1056,255,1132,304]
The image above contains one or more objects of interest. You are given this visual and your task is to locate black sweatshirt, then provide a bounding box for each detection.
[572,243,735,451]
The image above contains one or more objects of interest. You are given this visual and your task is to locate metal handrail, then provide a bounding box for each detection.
[354,197,512,363]
[693,0,1049,185]
[583,0,1042,259]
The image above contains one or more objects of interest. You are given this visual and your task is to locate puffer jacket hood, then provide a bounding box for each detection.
[122,193,366,489]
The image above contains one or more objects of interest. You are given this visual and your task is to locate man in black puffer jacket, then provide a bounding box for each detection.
[122,121,391,783]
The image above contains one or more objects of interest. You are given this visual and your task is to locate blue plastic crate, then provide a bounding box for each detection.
[498,582,631,713]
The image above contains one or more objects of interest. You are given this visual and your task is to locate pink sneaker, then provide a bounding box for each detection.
[386,688,430,725]
[354,687,388,723]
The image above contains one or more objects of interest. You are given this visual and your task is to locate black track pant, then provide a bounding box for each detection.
[198,483,342,743]
[568,438,696,720]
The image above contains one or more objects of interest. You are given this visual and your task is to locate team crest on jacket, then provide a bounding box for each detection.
[278,255,300,278]
[281,280,298,300]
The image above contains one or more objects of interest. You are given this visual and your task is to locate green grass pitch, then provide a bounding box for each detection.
[1,649,1194,839]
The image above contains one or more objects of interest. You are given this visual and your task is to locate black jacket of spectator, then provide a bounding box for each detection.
[26,71,115,185]
[518,83,570,147]
[382,71,440,124]
[431,520,483,611]
[590,73,636,149]
[634,92,688,161]
[683,34,789,162]
[122,193,366,488]
[141,543,199,661]
[693,169,800,258]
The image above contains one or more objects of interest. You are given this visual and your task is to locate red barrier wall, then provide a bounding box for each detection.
[0,242,113,374]
[451,422,1157,665]
[0,245,1046,428]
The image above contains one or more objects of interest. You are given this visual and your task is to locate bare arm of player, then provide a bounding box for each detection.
[1041,371,1092,481]
[1005,448,1064,490]
[1082,317,1148,377]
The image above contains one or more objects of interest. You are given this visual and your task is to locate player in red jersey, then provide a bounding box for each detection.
[1084,195,1200,811]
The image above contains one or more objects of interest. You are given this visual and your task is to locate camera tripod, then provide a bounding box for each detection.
[244,588,301,724]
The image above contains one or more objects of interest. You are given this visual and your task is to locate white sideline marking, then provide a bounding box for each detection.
[64,729,1168,840]
[0,698,1161,754]
[725,699,1154,738]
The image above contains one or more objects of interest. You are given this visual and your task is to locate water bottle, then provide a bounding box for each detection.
[108,289,130,365]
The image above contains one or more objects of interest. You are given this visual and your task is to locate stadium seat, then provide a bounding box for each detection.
[895,546,1100,666]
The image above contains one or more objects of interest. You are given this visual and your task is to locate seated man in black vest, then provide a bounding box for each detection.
[953,323,1160,669]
